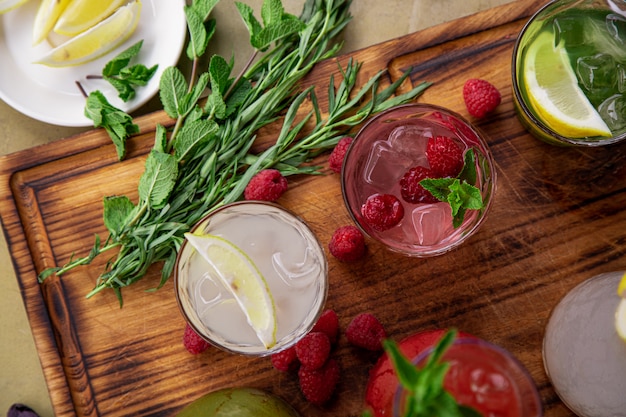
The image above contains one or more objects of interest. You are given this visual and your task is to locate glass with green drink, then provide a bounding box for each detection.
[512,0,626,146]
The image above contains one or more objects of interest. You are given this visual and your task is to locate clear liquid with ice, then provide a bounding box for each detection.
[176,203,327,355]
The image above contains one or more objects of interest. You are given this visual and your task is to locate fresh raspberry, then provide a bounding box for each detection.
[463,78,501,118]
[298,358,341,405]
[295,331,332,370]
[311,309,340,345]
[345,313,387,351]
[182,323,210,354]
[361,194,404,232]
[243,169,288,201]
[329,225,366,262]
[426,135,464,178]
[328,136,353,173]
[271,346,299,372]
[399,166,438,204]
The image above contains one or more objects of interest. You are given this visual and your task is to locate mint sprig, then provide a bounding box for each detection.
[382,329,483,417]
[420,149,484,228]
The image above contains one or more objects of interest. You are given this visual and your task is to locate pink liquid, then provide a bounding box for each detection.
[342,104,495,256]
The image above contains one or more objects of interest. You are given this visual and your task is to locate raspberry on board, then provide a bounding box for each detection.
[298,358,341,406]
[361,193,404,232]
[328,136,353,173]
[345,313,387,351]
[311,309,340,345]
[295,331,332,370]
[329,225,366,262]
[271,346,299,372]
[425,135,464,178]
[463,78,501,118]
[243,169,288,201]
[183,323,210,354]
[399,166,439,204]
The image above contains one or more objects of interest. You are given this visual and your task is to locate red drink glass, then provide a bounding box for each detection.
[341,103,496,257]
[393,338,543,417]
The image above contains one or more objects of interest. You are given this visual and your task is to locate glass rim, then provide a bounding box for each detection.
[340,102,497,257]
[173,200,329,357]
[510,0,626,147]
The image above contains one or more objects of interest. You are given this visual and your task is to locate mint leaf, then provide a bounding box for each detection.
[173,118,219,162]
[138,150,178,209]
[382,329,483,417]
[84,91,139,160]
[159,67,189,118]
[101,40,159,102]
[236,0,305,51]
[419,148,485,228]
[103,196,135,236]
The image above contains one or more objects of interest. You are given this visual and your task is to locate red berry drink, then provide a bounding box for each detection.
[393,338,542,417]
[341,104,496,257]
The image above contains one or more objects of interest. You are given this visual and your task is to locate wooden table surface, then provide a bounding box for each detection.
[1,0,617,416]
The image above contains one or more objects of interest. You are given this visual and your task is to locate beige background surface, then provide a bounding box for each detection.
[0,0,514,415]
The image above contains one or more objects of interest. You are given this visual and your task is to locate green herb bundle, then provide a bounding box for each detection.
[40,0,431,304]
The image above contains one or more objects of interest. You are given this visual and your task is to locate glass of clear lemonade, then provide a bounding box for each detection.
[174,201,328,356]
[512,0,626,146]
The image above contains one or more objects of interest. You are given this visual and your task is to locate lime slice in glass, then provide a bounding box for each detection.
[184,232,277,349]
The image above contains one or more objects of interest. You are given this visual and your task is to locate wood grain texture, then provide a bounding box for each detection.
[0,1,613,416]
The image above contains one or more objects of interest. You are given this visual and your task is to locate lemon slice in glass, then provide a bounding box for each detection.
[54,0,126,37]
[523,30,612,138]
[616,273,626,342]
[32,0,72,45]
[34,0,141,68]
[0,0,28,14]
[184,232,277,349]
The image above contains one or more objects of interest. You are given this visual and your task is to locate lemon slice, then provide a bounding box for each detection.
[0,0,28,14]
[54,0,126,37]
[32,0,72,45]
[34,0,141,68]
[616,299,626,342]
[184,232,277,349]
[618,272,626,298]
[523,30,612,138]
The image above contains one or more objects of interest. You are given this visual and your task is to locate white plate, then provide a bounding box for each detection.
[0,0,187,127]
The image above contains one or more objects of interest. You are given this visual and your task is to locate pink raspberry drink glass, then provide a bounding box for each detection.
[341,103,496,257]
[393,338,543,417]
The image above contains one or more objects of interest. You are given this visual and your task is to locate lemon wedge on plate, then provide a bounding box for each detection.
[184,232,278,349]
[616,273,626,342]
[0,0,28,14]
[523,30,612,138]
[54,0,126,37]
[34,0,141,68]
[32,0,72,45]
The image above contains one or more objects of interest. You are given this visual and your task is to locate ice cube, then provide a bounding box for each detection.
[598,93,626,131]
[576,53,618,104]
[553,16,586,48]
[469,367,514,410]
[363,126,429,187]
[407,202,453,246]
[605,13,626,45]
[272,246,322,288]
[193,273,228,316]
[387,125,431,158]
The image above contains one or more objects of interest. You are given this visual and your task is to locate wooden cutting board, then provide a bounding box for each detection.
[1,1,614,415]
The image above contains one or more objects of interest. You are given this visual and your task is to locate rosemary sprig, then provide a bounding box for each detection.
[39,0,431,305]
